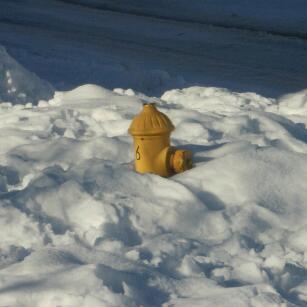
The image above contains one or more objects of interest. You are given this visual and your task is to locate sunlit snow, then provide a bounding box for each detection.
[1,60,307,305]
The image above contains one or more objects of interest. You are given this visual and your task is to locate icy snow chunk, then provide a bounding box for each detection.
[0,46,54,104]
[113,88,125,95]
[278,89,307,117]
[264,255,285,273]
[211,267,232,283]
[0,206,45,249]
[279,89,307,108]
[37,100,49,108]
[233,262,266,284]
[287,227,307,253]
[25,102,33,109]
[125,88,135,96]
[0,102,12,108]
[177,255,202,277]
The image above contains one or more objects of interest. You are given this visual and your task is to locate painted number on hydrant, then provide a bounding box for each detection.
[136,145,141,160]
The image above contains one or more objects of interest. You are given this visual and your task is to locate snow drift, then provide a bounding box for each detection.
[0,46,54,104]
[1,82,307,306]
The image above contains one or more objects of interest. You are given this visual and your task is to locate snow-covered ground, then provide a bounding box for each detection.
[1,50,307,306]
[1,1,307,306]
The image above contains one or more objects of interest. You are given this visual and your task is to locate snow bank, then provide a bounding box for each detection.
[1,83,307,306]
[0,46,54,104]
[277,89,307,124]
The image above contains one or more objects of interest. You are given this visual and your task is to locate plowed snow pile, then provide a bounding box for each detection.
[1,82,307,306]
[0,46,54,104]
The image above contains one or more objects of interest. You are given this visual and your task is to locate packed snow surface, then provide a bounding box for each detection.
[1,80,307,306]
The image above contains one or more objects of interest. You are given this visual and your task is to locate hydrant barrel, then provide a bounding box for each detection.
[128,103,192,177]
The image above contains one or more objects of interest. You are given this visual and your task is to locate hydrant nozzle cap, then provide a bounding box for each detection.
[128,103,175,136]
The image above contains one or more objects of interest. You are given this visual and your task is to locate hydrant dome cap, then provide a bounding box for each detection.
[128,103,175,136]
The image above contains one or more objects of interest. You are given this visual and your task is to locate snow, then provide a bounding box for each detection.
[0,46,54,104]
[1,2,307,306]
[66,0,307,37]
[0,75,307,305]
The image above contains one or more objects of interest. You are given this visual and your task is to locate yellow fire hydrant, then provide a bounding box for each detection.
[128,103,192,177]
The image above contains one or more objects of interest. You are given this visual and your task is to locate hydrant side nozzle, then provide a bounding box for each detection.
[170,149,193,174]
